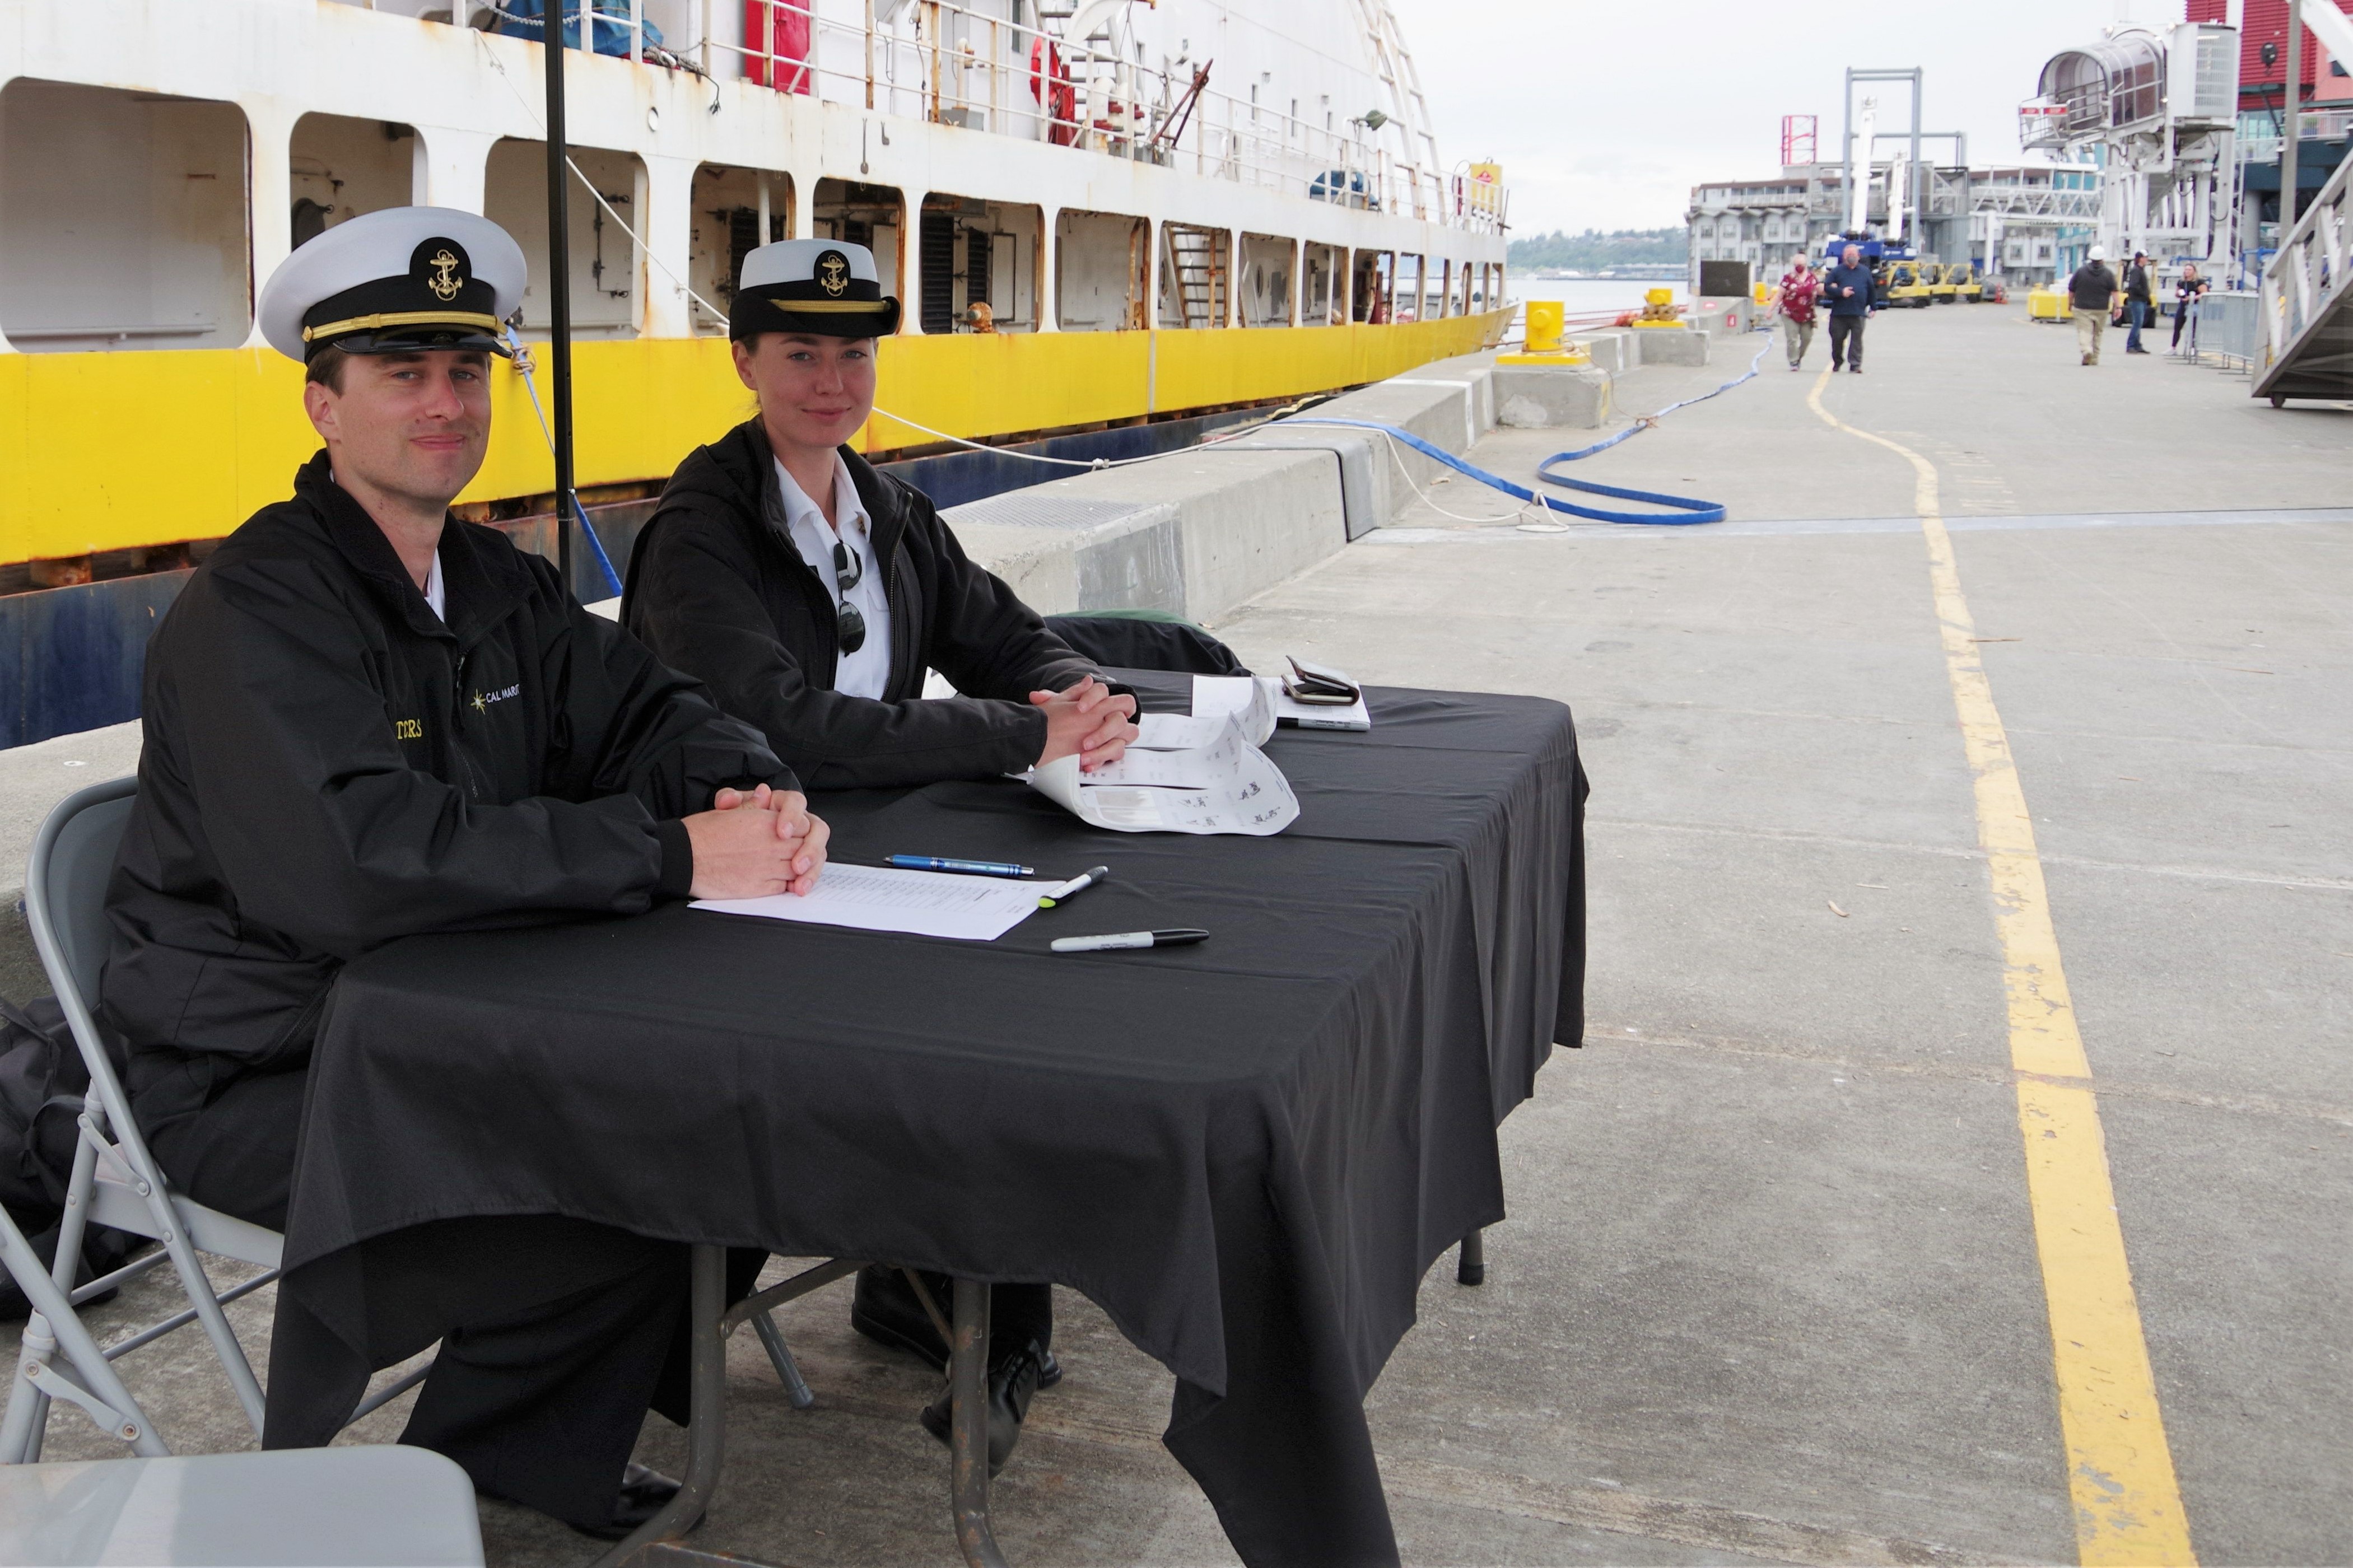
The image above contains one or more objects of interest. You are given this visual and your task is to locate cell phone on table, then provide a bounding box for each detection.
[1284,656,1360,705]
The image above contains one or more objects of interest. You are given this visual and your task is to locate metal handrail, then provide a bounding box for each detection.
[662,0,1497,232]
[2257,139,2350,390]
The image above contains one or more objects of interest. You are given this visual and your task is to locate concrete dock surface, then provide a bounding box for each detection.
[6,302,2349,1566]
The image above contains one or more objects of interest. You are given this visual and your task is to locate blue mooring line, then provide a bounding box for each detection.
[1284,334,1774,527]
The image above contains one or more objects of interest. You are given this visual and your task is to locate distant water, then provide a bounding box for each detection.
[1508,276,1689,319]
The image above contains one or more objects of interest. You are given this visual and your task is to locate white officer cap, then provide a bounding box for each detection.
[258,206,528,363]
[730,239,901,340]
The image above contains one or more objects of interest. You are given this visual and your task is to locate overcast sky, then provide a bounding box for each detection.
[1384,0,2181,234]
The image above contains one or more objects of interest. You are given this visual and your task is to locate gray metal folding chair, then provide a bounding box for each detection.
[0,1444,484,1565]
[0,774,818,1466]
[0,777,427,1463]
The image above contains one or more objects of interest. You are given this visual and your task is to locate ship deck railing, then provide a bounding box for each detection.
[461,0,1504,235]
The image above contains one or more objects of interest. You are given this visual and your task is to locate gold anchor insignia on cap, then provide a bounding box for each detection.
[426,248,464,302]
[816,251,850,297]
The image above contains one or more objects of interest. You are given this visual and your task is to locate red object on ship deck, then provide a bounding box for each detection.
[745,0,811,92]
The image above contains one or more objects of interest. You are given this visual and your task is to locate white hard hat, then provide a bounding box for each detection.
[2088,245,2107,262]
[258,206,527,363]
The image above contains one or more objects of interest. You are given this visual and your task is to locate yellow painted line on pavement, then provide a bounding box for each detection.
[1806,370,2196,1566]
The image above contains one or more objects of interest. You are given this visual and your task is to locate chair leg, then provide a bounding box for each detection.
[2,1322,54,1464]
[1456,1229,1485,1286]
[0,1209,166,1458]
[950,1277,1010,1568]
[590,1245,728,1567]
[749,1309,816,1409]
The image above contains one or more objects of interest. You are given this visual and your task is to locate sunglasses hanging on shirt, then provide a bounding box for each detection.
[831,538,867,655]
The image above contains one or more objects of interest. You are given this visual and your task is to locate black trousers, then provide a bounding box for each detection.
[139,1067,757,1529]
[1829,313,1865,368]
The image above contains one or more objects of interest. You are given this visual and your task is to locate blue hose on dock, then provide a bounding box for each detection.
[1284,335,1773,527]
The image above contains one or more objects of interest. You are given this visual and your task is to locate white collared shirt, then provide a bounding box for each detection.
[774,454,891,700]
[423,548,447,623]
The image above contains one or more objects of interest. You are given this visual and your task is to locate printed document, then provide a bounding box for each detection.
[693,862,1041,941]
[1024,710,1298,836]
[1192,672,1369,733]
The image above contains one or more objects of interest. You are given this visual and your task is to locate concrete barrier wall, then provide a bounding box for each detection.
[942,348,1509,623]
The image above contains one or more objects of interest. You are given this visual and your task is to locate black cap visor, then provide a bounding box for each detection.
[323,325,513,358]
[730,291,901,342]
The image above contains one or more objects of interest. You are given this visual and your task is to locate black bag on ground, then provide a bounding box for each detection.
[0,993,142,1320]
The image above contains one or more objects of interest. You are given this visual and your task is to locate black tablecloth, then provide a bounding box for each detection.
[277,678,1586,1565]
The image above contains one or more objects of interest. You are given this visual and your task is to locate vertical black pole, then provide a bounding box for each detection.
[545,0,576,592]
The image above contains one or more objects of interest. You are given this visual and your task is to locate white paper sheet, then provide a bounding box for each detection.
[1187,676,1279,745]
[1023,712,1298,836]
[692,862,1041,941]
[1133,712,1233,751]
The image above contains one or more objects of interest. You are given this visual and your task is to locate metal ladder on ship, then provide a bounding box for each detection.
[1162,225,1224,329]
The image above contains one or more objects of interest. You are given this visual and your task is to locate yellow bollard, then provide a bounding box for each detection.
[1498,298,1591,366]
[1524,300,1565,355]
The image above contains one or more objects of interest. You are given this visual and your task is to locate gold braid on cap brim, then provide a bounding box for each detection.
[768,298,893,313]
[302,309,506,342]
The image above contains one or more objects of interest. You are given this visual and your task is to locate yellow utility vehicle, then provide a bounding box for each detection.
[1946,262,1984,302]
[1884,261,1935,308]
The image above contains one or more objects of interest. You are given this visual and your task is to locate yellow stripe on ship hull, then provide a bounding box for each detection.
[0,312,1506,566]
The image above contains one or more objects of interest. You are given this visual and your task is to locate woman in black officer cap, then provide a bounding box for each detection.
[622,237,1136,1473]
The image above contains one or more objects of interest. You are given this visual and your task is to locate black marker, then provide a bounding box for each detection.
[1050,928,1209,953]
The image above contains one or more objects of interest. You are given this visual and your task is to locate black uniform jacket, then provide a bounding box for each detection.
[105,451,795,1108]
[622,419,1110,789]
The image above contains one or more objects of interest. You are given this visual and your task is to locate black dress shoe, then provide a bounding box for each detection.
[568,1463,699,1542]
[919,1340,1045,1476]
[850,1266,1061,1388]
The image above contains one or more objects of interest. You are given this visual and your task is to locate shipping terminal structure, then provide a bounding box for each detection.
[0,0,1511,748]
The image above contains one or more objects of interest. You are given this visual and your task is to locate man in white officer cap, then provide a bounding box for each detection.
[102,206,828,1538]
[621,237,1143,1474]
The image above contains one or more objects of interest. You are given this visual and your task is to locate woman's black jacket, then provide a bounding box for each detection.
[621,419,1109,789]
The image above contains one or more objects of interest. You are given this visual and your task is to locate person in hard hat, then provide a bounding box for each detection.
[102,206,827,1540]
[623,236,1134,1474]
[2067,246,2121,366]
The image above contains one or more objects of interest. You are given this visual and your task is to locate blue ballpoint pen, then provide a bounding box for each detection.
[886,855,1036,879]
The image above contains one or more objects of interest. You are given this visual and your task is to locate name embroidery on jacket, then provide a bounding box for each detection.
[469,684,521,715]
[394,718,425,741]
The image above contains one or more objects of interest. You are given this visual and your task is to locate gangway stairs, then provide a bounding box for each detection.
[1162,223,1226,329]
[2256,8,2353,407]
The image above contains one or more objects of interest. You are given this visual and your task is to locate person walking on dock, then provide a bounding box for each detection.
[1773,251,1819,370]
[1824,244,1874,373]
[2068,246,2121,366]
[2123,250,2155,354]
[2171,263,2208,354]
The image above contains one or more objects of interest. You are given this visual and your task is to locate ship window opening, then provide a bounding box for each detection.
[1303,243,1344,325]
[688,164,794,337]
[1349,250,1394,323]
[290,114,416,246]
[1158,225,1231,329]
[487,139,647,339]
[1395,255,1426,323]
[1238,234,1295,327]
[814,179,906,314]
[919,194,1042,334]
[1055,208,1148,332]
[1454,260,1473,316]
[0,80,251,353]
